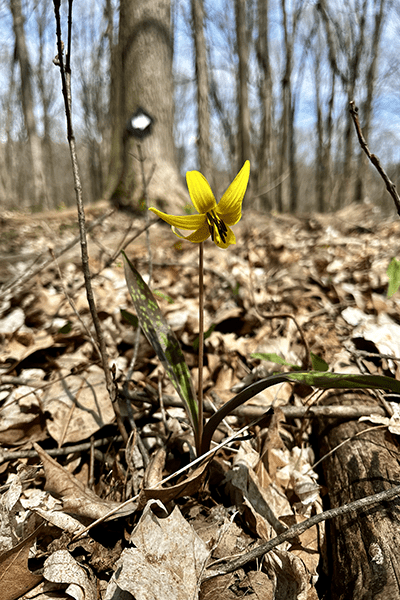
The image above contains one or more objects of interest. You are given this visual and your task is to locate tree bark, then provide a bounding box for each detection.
[10,0,46,210]
[316,391,400,599]
[111,0,187,214]
[235,0,251,172]
[256,0,274,211]
[354,0,386,204]
[191,0,211,182]
[36,2,56,208]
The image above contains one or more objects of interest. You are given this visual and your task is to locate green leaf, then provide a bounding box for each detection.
[201,371,400,454]
[310,352,329,372]
[120,309,139,328]
[122,251,198,432]
[250,352,301,370]
[58,321,71,334]
[387,257,400,297]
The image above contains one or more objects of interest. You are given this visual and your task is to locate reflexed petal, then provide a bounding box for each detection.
[186,171,217,214]
[217,160,250,226]
[214,225,236,249]
[172,220,211,243]
[149,207,205,230]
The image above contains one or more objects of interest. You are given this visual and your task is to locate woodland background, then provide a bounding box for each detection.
[1,0,400,216]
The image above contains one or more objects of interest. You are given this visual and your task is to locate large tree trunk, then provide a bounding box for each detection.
[110,0,187,214]
[256,0,274,211]
[191,0,211,183]
[235,0,251,173]
[10,0,47,210]
[316,390,400,599]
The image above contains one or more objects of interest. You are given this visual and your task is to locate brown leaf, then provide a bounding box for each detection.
[34,444,136,521]
[108,500,209,600]
[0,530,43,600]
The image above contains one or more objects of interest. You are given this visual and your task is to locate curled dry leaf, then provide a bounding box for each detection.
[34,444,137,521]
[106,500,209,600]
[43,549,95,600]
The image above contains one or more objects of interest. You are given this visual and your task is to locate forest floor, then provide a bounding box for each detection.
[1,200,400,599]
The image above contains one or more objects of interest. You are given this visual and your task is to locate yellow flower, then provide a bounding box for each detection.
[149,161,250,249]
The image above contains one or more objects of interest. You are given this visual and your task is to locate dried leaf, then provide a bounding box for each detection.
[43,550,95,600]
[34,444,136,521]
[42,366,115,445]
[0,530,43,600]
[108,500,209,600]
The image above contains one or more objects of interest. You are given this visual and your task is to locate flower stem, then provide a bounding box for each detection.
[197,241,204,453]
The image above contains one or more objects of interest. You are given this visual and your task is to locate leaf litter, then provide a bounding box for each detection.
[0,202,399,599]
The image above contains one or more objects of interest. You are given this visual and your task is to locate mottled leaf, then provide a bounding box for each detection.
[122,251,198,433]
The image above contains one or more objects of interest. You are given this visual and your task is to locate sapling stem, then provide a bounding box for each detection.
[197,241,205,453]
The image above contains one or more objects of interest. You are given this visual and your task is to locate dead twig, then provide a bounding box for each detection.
[204,482,400,579]
[0,208,114,299]
[349,100,400,217]
[53,1,128,444]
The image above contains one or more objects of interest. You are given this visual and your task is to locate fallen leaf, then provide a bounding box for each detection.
[43,549,95,600]
[108,500,209,600]
[34,444,137,521]
[0,530,43,600]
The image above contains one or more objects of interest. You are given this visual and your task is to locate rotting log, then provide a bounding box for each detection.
[315,390,400,600]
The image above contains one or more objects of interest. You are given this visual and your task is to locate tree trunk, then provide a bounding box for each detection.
[256,0,274,211]
[354,0,385,204]
[10,0,47,210]
[235,0,251,173]
[316,390,400,599]
[36,2,56,208]
[191,0,211,183]
[111,0,187,214]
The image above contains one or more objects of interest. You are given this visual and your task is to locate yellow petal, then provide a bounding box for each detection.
[186,171,217,215]
[217,160,250,226]
[149,207,205,230]
[172,220,211,243]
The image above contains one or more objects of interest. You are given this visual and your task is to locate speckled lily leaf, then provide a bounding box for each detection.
[122,251,198,433]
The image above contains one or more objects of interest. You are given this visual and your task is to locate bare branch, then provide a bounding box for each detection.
[349,100,400,217]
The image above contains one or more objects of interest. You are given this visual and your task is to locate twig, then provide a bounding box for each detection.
[349,100,400,217]
[0,209,114,299]
[53,1,128,444]
[71,417,267,541]
[49,248,100,355]
[0,436,123,465]
[203,482,400,579]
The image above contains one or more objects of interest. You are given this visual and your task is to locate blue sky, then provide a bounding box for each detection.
[1,0,400,170]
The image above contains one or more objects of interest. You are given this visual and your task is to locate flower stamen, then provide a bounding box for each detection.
[206,210,228,244]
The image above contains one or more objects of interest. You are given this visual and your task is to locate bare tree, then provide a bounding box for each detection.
[353,0,386,203]
[255,0,274,210]
[277,0,302,212]
[318,0,369,208]
[36,0,56,207]
[110,0,187,213]
[235,0,251,172]
[9,0,47,209]
[191,0,211,182]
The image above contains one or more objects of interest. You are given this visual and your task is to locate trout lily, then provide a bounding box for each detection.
[149,160,250,249]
